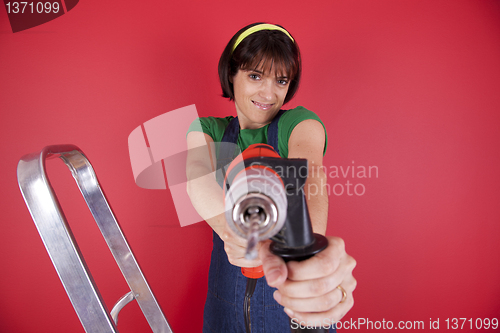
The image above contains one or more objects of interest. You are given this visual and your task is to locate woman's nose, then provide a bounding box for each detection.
[258,79,274,100]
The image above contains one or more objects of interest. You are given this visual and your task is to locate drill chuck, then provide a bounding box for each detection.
[225,167,287,259]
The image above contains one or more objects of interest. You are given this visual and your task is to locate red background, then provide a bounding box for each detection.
[1,0,499,332]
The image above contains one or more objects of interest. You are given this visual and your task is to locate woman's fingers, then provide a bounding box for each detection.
[285,237,347,281]
[260,236,357,324]
[275,273,357,313]
[222,226,262,267]
[259,240,288,287]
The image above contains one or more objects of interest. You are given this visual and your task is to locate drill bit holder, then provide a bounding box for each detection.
[225,161,288,259]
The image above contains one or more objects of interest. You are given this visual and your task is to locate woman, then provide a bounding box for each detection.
[187,23,356,332]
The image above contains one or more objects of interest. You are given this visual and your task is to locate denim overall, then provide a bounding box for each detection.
[202,110,336,333]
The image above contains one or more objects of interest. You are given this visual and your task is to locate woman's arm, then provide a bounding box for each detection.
[186,131,225,235]
[287,119,329,235]
[186,131,262,267]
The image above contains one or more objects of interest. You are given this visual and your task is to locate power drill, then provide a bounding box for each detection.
[223,143,329,333]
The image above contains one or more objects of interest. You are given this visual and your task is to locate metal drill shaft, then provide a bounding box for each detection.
[245,207,264,260]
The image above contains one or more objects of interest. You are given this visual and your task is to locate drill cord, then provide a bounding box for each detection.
[244,277,258,333]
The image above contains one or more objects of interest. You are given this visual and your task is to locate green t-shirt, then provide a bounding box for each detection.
[187,106,328,158]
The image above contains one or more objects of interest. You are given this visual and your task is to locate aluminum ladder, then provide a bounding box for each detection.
[17,145,173,333]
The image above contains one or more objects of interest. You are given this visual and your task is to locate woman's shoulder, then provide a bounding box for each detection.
[279,106,324,128]
[187,115,234,141]
[282,106,319,120]
[277,106,328,157]
[199,115,234,129]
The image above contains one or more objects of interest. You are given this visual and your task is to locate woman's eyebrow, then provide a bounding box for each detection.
[249,69,264,74]
[247,68,289,79]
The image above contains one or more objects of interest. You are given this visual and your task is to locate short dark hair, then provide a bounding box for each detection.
[218,23,302,105]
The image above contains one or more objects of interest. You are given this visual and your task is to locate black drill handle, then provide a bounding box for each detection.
[279,236,330,333]
[266,158,330,332]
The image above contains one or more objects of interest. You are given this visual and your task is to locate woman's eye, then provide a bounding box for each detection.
[249,74,261,80]
[277,79,289,86]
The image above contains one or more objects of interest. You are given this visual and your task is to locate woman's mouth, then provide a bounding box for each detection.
[252,101,273,110]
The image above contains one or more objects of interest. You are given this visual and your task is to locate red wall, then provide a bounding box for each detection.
[1,1,499,332]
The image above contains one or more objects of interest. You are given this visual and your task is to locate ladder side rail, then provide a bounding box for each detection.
[60,149,173,333]
[17,145,118,333]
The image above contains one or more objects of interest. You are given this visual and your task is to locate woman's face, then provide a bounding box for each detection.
[232,66,290,129]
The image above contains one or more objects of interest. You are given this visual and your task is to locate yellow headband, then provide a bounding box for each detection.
[232,24,295,52]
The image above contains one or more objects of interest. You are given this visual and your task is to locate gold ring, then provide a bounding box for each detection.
[336,285,347,303]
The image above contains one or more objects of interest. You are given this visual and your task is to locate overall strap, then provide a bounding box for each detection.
[267,109,286,155]
[216,117,240,188]
[221,116,240,143]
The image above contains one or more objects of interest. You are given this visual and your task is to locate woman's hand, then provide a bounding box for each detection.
[221,223,263,268]
[259,236,357,325]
